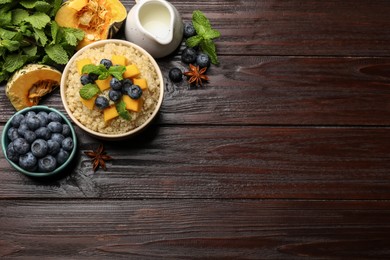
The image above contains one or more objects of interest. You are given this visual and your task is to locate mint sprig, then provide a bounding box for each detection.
[79,83,100,100]
[186,10,221,64]
[0,0,84,82]
[116,100,131,120]
[82,64,126,80]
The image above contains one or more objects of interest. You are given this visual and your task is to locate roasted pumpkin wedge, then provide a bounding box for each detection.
[5,64,62,111]
[55,0,127,49]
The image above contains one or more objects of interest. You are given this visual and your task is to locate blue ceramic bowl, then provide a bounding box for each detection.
[1,106,77,177]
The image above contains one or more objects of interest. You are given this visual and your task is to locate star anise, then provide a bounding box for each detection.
[84,144,112,172]
[183,64,209,86]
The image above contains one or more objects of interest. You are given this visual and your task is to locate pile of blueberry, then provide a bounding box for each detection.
[5,110,74,173]
[168,22,211,84]
[81,59,143,110]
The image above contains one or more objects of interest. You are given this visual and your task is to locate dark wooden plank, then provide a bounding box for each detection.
[121,0,390,56]
[1,125,389,200]
[2,57,390,126]
[1,199,389,259]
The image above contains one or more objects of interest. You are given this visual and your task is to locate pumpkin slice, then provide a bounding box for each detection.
[5,64,61,111]
[55,0,127,49]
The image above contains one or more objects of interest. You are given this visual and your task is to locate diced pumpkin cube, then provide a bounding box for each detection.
[123,95,143,112]
[95,76,112,91]
[123,64,140,78]
[77,58,92,75]
[111,55,127,66]
[132,78,148,90]
[103,105,119,122]
[80,95,97,110]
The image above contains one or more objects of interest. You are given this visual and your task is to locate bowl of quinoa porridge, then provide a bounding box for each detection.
[60,39,163,139]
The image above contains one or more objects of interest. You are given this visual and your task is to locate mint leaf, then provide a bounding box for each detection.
[192,10,211,35]
[62,27,85,46]
[0,0,13,4]
[51,0,63,17]
[33,28,48,46]
[23,45,37,57]
[109,65,126,80]
[0,9,12,26]
[45,44,68,64]
[51,21,60,44]
[79,83,100,100]
[3,53,27,72]
[0,39,20,51]
[12,9,29,25]
[203,29,220,40]
[24,12,50,29]
[200,39,218,65]
[186,35,203,48]
[0,28,16,40]
[82,64,110,79]
[116,100,131,121]
[34,1,51,13]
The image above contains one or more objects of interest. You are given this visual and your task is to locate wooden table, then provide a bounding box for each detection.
[1,0,390,258]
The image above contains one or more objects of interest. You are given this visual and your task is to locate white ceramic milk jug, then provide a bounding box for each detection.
[125,0,183,58]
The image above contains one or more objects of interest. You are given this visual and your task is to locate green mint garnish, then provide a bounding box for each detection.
[109,65,126,80]
[79,83,100,100]
[116,100,131,120]
[0,0,84,82]
[82,64,126,80]
[186,10,221,64]
[82,64,109,80]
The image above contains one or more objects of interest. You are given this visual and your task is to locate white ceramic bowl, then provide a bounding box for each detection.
[60,39,164,140]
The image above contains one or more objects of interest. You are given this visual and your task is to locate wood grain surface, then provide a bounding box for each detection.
[1,0,390,258]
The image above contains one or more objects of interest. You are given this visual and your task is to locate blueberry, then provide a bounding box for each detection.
[122,78,133,88]
[183,22,196,38]
[196,53,211,68]
[95,96,110,109]
[35,127,51,140]
[47,139,61,155]
[13,138,30,155]
[108,89,122,102]
[26,115,41,130]
[38,155,57,172]
[24,130,37,143]
[62,124,71,137]
[6,142,19,163]
[89,73,99,81]
[48,111,62,122]
[7,127,20,141]
[62,137,74,152]
[56,149,69,165]
[31,139,48,158]
[48,121,63,133]
[122,84,132,96]
[25,111,36,118]
[17,124,29,136]
[168,67,183,83]
[128,85,143,99]
[51,133,65,145]
[11,114,24,128]
[100,59,113,69]
[181,47,197,64]
[80,74,94,85]
[36,111,49,127]
[19,152,37,171]
[110,77,122,90]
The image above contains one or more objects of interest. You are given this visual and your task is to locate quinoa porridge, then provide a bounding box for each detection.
[64,42,161,135]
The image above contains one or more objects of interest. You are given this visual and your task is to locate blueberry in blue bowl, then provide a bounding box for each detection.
[1,106,77,178]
